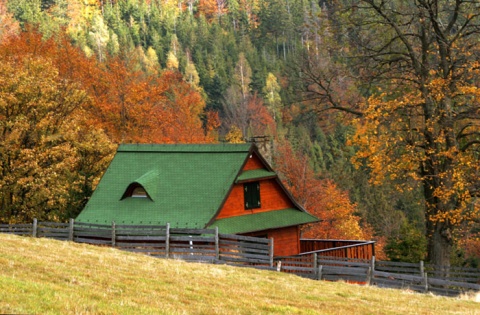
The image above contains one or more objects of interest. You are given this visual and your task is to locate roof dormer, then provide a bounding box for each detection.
[120,170,159,201]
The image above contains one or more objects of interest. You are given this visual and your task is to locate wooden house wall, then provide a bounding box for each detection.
[217,150,304,256]
[243,153,264,170]
[246,226,300,257]
[217,179,294,219]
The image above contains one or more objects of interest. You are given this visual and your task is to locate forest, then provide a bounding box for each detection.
[0,0,479,267]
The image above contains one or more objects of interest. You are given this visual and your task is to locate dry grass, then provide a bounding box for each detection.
[0,233,478,315]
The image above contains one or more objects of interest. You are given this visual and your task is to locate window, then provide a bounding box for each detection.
[121,183,150,200]
[131,186,148,198]
[244,181,261,210]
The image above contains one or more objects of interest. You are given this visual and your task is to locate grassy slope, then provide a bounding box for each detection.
[0,234,478,315]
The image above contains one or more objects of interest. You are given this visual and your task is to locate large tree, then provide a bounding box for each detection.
[303,1,480,266]
[0,54,114,223]
[273,141,373,242]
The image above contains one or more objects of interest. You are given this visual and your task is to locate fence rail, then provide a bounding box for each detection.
[1,219,274,269]
[274,254,480,296]
[2,220,479,296]
[300,239,375,260]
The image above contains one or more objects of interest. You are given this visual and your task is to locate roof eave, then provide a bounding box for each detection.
[234,221,317,235]
[249,144,312,214]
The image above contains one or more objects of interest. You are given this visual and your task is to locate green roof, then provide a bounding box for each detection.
[236,169,276,182]
[209,209,319,234]
[77,144,251,227]
[76,143,318,232]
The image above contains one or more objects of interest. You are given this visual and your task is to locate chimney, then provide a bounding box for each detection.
[248,136,273,164]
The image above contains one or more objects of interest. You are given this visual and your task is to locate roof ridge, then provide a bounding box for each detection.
[117,143,253,153]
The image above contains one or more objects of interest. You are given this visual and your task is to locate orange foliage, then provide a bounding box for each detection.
[273,141,319,209]
[2,29,213,144]
[197,0,228,21]
[274,141,373,241]
[90,59,213,143]
[0,29,116,222]
[205,110,221,139]
[302,180,373,240]
[0,0,19,43]
[247,93,276,137]
[463,236,480,263]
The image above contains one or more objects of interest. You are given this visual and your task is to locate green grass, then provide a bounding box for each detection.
[0,234,478,315]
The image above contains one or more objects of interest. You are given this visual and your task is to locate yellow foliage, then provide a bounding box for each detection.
[349,65,480,236]
[0,55,115,223]
[225,126,244,143]
[166,51,179,70]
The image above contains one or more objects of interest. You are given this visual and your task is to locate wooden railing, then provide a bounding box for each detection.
[300,239,375,259]
[274,254,480,296]
[0,219,274,269]
[300,239,376,260]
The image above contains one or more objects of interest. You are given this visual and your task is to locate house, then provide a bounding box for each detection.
[76,143,319,256]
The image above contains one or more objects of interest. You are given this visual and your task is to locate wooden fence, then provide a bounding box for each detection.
[2,220,479,296]
[0,219,274,269]
[274,254,480,296]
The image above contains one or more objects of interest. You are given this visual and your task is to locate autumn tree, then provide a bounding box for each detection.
[273,141,373,241]
[304,1,480,266]
[88,12,109,61]
[225,125,245,143]
[303,180,370,241]
[222,52,275,138]
[262,72,282,122]
[0,52,114,223]
[154,70,214,143]
[223,87,275,138]
[197,0,228,21]
[0,0,20,42]
[89,54,212,144]
[0,29,118,223]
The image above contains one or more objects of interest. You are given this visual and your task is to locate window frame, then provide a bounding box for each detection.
[244,181,261,210]
[121,183,151,200]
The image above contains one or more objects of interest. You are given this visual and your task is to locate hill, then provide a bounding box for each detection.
[0,234,478,314]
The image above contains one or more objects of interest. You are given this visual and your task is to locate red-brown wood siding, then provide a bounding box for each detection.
[300,240,375,260]
[243,154,264,170]
[246,226,300,256]
[214,152,302,257]
[217,179,294,219]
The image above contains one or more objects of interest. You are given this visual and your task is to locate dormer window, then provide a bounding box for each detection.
[131,186,147,198]
[121,183,151,200]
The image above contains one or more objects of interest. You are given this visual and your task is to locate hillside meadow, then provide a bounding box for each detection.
[0,234,478,315]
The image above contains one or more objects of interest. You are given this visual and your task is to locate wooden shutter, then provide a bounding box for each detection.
[244,182,261,209]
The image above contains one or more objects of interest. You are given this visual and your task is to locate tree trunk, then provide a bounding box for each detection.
[427,220,453,269]
[423,162,454,268]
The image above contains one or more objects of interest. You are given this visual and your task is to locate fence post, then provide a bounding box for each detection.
[317,265,323,280]
[420,260,424,276]
[313,253,318,279]
[369,256,376,285]
[423,272,429,293]
[68,218,75,241]
[366,267,372,285]
[214,227,219,261]
[165,223,170,259]
[269,238,274,268]
[111,221,116,247]
[32,218,38,238]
